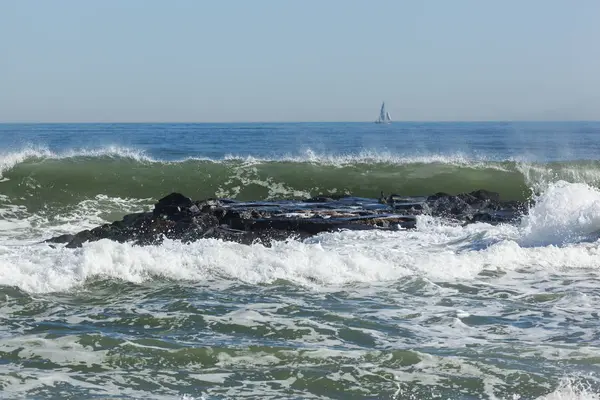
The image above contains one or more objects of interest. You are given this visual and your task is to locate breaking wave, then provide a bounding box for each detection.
[3,179,600,293]
[3,147,600,212]
[3,144,600,398]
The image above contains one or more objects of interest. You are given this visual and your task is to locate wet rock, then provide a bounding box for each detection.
[427,192,452,201]
[47,189,527,249]
[45,233,74,244]
[153,193,195,220]
[305,194,345,203]
[422,189,525,220]
[65,230,96,248]
[469,189,500,202]
[427,193,472,216]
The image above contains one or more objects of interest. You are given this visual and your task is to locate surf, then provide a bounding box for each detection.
[3,179,600,294]
[2,146,600,399]
[4,146,600,212]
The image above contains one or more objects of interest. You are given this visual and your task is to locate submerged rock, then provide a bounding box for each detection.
[46,190,525,248]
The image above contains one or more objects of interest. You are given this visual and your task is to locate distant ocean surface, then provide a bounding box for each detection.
[2,122,600,399]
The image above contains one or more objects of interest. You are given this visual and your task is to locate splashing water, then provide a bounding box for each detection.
[519,181,600,246]
[2,123,600,398]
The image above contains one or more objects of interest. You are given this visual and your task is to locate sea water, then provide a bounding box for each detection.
[1,122,600,399]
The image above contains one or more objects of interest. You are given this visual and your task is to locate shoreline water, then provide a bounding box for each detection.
[2,123,600,398]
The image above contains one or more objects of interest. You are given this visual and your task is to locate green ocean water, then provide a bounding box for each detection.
[2,123,600,399]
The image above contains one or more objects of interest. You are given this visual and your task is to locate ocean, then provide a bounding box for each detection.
[1,122,600,399]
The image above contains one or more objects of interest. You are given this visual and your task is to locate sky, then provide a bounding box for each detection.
[1,0,600,122]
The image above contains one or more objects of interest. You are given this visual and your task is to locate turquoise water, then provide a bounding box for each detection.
[1,122,600,399]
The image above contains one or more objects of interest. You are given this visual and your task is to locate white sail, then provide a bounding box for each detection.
[375,102,392,124]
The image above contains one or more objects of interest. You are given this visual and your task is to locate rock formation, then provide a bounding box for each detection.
[46,190,526,248]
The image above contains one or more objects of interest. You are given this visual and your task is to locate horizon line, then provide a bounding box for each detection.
[1,119,599,124]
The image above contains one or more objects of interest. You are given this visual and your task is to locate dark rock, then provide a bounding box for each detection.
[421,189,519,220]
[503,200,527,211]
[466,209,522,225]
[305,194,345,203]
[122,212,151,225]
[65,230,96,248]
[427,192,452,201]
[196,198,222,212]
[156,192,193,209]
[47,189,528,249]
[392,202,425,212]
[305,196,335,203]
[468,189,500,202]
[247,217,378,236]
[45,233,74,244]
[428,194,471,216]
[153,193,194,220]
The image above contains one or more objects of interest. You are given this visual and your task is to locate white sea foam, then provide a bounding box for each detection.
[517,162,600,193]
[221,148,500,167]
[0,145,155,178]
[1,181,600,293]
[3,144,600,172]
[3,146,600,398]
[537,378,600,400]
[519,181,600,246]
[5,145,600,201]
[0,194,153,244]
[3,174,600,399]
[0,225,595,294]
[214,164,313,199]
[0,145,504,174]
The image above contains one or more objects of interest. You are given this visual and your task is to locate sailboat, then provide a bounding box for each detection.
[374,102,392,124]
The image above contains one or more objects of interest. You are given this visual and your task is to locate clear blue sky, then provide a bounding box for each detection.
[1,0,599,122]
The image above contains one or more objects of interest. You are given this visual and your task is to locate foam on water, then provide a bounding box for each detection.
[5,146,600,210]
[222,148,498,167]
[2,144,599,170]
[3,127,600,398]
[0,146,493,169]
[0,146,526,205]
[520,181,600,246]
[1,157,600,399]
[0,194,153,244]
[0,179,599,293]
[518,162,600,194]
[0,145,155,178]
[537,379,600,400]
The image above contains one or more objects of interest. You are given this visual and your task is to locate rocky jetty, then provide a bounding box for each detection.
[46,190,526,248]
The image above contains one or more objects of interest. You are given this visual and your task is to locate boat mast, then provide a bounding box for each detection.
[375,101,391,123]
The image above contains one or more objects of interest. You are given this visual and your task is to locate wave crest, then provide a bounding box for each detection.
[2,146,600,211]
